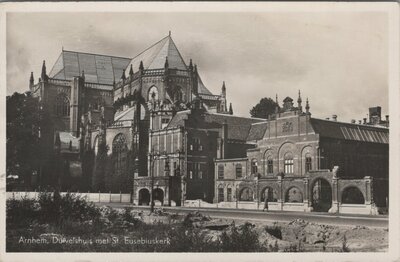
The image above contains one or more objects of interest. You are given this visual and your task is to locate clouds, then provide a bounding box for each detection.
[6,11,388,122]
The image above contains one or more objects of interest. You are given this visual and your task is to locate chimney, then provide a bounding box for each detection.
[385,115,389,122]
[358,120,362,124]
[332,115,337,121]
[363,118,367,125]
[351,119,356,124]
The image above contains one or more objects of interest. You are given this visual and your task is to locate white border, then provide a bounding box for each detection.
[0,2,399,262]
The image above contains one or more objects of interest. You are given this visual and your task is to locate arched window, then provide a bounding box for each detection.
[342,186,365,204]
[285,186,303,203]
[235,163,242,178]
[240,187,254,201]
[267,156,273,174]
[112,133,127,174]
[148,86,159,101]
[172,86,183,102]
[305,155,312,172]
[251,159,258,174]
[55,94,70,116]
[284,153,294,174]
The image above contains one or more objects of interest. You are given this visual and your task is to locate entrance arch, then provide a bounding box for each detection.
[153,188,164,206]
[239,187,254,201]
[138,188,150,206]
[260,186,278,202]
[311,178,332,212]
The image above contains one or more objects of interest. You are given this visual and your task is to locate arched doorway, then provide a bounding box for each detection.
[138,188,150,206]
[311,178,332,212]
[260,187,278,202]
[153,188,164,206]
[342,186,365,204]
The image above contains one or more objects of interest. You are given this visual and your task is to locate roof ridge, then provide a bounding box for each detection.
[62,49,132,60]
[311,117,389,130]
[129,35,170,63]
[168,36,188,69]
[147,37,170,69]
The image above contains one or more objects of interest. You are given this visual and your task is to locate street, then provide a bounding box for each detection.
[96,203,388,228]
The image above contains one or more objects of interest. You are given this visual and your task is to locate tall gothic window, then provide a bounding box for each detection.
[284,153,294,174]
[148,86,159,101]
[305,155,312,172]
[112,133,128,174]
[267,157,274,174]
[55,94,70,116]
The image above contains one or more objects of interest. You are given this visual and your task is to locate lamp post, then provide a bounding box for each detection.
[149,150,159,213]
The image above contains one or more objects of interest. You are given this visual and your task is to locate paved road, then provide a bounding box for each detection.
[96,203,388,228]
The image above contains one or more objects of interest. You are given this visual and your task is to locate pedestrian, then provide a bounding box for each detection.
[263,189,269,212]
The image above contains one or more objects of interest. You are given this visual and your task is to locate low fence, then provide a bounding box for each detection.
[6,191,131,204]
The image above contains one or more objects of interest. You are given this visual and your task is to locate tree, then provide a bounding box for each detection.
[92,143,108,192]
[6,92,41,189]
[249,97,279,119]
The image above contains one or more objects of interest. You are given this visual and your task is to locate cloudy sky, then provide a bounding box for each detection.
[6,11,388,122]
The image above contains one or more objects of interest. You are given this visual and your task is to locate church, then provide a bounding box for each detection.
[28,33,389,213]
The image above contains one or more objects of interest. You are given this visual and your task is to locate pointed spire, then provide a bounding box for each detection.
[121,70,126,80]
[189,59,193,71]
[297,90,302,112]
[164,56,169,69]
[222,81,226,92]
[305,97,310,114]
[194,64,197,74]
[169,30,171,36]
[297,90,302,104]
[41,60,47,82]
[30,72,34,84]
[129,64,134,76]
[275,94,279,113]
[139,60,144,71]
[229,103,233,115]
[81,70,85,79]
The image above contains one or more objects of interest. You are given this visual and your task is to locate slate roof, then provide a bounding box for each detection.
[311,118,389,144]
[167,111,264,141]
[49,50,131,86]
[247,122,268,141]
[125,35,187,74]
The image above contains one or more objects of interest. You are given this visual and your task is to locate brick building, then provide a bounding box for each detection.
[214,93,389,214]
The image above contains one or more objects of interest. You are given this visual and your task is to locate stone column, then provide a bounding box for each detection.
[364,176,378,215]
[277,174,283,211]
[304,178,312,212]
[328,177,339,213]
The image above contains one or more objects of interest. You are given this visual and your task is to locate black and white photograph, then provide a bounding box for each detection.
[1,2,399,261]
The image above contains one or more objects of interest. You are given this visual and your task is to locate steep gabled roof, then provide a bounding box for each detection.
[125,35,187,74]
[311,118,389,144]
[49,50,131,85]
